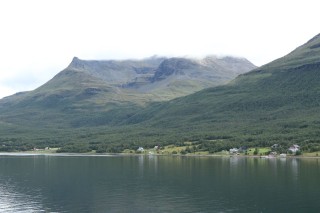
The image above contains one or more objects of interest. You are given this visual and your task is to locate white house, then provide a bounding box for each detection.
[280,153,287,158]
[137,147,144,152]
[288,145,300,153]
[229,148,239,154]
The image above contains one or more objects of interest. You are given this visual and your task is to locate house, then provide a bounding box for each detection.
[137,147,144,152]
[229,148,239,154]
[288,145,300,153]
[279,153,287,158]
[271,144,279,149]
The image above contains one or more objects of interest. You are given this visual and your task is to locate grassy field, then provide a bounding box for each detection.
[246,147,272,155]
[302,152,320,157]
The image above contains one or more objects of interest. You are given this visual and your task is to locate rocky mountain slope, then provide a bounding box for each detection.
[1,56,255,107]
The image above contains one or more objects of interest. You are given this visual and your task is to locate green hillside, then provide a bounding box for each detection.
[120,33,320,151]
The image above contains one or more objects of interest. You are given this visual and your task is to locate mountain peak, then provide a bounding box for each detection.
[72,56,80,62]
[306,33,320,44]
[67,57,84,69]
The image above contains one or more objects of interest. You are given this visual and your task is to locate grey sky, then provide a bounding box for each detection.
[0,0,319,98]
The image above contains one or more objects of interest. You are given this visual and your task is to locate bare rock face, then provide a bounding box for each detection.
[59,55,256,96]
[152,58,201,81]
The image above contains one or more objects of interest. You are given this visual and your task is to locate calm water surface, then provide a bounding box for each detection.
[0,154,320,212]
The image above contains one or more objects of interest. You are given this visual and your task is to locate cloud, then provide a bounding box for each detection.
[0,0,319,99]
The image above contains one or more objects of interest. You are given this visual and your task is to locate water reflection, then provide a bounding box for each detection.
[138,155,144,175]
[229,156,240,167]
[290,158,299,182]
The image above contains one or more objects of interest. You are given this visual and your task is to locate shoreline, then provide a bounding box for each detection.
[1,151,320,159]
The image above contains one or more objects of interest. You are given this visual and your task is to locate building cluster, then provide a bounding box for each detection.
[229,144,301,156]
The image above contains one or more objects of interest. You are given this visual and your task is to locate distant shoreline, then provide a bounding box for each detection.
[1,152,320,159]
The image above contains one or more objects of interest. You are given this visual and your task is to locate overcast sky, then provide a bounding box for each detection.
[0,0,319,99]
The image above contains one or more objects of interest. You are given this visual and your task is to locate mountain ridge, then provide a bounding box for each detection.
[0,55,256,106]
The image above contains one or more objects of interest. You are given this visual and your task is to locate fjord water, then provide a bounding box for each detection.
[0,155,319,212]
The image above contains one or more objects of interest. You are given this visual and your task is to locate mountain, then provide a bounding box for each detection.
[0,55,255,149]
[2,33,320,153]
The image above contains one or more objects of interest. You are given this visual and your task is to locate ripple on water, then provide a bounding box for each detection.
[0,182,45,213]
